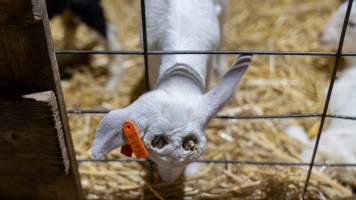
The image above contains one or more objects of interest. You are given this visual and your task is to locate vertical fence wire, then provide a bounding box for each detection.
[140,0,150,91]
[302,0,354,198]
[140,0,155,184]
[52,0,356,196]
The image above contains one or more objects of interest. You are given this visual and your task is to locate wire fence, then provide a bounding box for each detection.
[56,49,356,56]
[58,0,355,198]
[67,109,356,120]
[77,158,356,167]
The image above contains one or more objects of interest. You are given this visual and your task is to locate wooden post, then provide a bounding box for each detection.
[0,0,83,199]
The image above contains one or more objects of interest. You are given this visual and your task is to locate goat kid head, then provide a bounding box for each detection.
[91,55,251,182]
[321,2,356,50]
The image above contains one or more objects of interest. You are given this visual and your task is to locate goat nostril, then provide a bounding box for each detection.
[183,135,198,151]
[151,135,167,149]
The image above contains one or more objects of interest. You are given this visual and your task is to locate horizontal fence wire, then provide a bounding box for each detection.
[56,49,356,56]
[54,0,356,198]
[302,0,354,197]
[66,109,356,121]
[77,158,356,168]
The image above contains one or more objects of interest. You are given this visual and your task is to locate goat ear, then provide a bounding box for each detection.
[91,108,131,159]
[200,55,251,123]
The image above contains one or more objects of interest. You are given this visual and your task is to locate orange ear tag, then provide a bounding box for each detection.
[120,120,149,159]
[120,144,133,157]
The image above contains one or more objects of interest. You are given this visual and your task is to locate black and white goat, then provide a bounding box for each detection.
[46,0,122,90]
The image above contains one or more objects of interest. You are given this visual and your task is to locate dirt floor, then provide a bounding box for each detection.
[49,0,356,199]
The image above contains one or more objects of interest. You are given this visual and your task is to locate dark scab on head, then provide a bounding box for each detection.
[151,135,168,149]
[182,135,198,151]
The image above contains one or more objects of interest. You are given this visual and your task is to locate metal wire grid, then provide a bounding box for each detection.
[67,109,356,120]
[57,0,355,198]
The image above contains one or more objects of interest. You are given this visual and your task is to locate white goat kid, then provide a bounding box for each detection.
[91,0,251,182]
[286,66,356,187]
[286,1,356,187]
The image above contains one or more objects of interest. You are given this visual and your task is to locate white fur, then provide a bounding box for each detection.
[321,2,356,52]
[286,66,356,187]
[104,23,125,91]
[286,2,356,187]
[285,125,309,144]
[92,0,252,182]
[60,13,123,90]
[146,0,222,86]
[184,159,205,178]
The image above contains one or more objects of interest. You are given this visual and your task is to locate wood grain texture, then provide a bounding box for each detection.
[0,91,85,200]
[0,91,68,175]
[0,21,55,95]
[0,0,41,25]
[0,0,83,199]
[39,0,85,199]
[0,175,83,200]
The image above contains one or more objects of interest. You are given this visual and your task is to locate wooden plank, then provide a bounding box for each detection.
[0,89,83,197]
[0,91,68,175]
[0,91,84,200]
[40,0,85,199]
[0,175,83,200]
[0,0,41,25]
[0,0,84,199]
[0,21,55,95]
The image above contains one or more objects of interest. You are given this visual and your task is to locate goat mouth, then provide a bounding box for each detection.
[149,150,202,167]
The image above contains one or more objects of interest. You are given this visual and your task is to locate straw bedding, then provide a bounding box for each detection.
[50,0,356,199]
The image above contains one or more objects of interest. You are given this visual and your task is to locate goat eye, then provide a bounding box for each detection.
[348,21,356,28]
